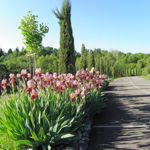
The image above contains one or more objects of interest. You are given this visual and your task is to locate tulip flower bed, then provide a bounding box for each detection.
[0,69,108,150]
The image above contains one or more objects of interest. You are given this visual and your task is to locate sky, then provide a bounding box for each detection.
[0,0,150,53]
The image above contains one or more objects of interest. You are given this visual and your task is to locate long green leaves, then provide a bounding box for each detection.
[0,88,86,149]
[0,69,109,149]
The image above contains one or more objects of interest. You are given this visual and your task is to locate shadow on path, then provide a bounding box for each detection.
[88,83,150,150]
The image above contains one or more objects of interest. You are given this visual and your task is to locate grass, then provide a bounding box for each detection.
[142,75,150,80]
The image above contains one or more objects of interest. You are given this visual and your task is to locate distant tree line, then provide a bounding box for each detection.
[0,46,58,79]
[0,45,150,79]
[75,45,149,78]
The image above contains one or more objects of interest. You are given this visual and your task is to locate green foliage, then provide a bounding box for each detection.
[1,45,150,78]
[0,48,4,57]
[142,75,150,80]
[3,56,28,74]
[8,48,13,54]
[75,49,150,78]
[142,66,150,75]
[88,50,95,69]
[0,64,8,79]
[80,44,87,69]
[19,11,49,54]
[39,47,58,56]
[37,55,58,73]
[75,57,81,71]
[0,89,85,149]
[54,0,75,74]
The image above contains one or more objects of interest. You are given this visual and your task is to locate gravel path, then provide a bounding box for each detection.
[88,77,150,150]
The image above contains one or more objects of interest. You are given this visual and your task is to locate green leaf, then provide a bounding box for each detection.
[30,130,39,142]
[29,112,35,129]
[38,111,41,125]
[38,127,46,140]
[17,140,32,147]
[60,134,75,139]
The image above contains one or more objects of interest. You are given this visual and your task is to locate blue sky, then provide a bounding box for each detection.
[0,0,150,53]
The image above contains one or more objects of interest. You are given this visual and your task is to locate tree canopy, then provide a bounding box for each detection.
[19,11,49,54]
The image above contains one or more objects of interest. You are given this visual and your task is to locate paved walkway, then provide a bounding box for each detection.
[88,77,150,150]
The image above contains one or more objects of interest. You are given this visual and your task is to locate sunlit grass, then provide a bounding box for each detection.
[142,75,150,80]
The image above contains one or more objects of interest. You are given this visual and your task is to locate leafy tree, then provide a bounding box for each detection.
[19,11,49,54]
[53,0,75,74]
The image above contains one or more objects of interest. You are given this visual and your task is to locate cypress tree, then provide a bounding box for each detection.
[53,0,75,74]
[80,44,87,69]
[88,50,95,69]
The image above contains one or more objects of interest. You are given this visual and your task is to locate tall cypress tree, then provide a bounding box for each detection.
[88,50,95,69]
[53,0,75,74]
[80,44,87,69]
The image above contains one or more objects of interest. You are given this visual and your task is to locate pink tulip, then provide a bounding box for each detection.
[43,75,51,85]
[53,73,57,79]
[9,73,15,78]
[26,87,32,94]
[85,83,91,91]
[41,81,47,89]
[61,85,66,91]
[1,79,7,89]
[33,76,41,82]
[80,91,86,98]
[55,81,61,87]
[27,73,32,78]
[72,80,78,88]
[35,68,41,75]
[9,73,15,86]
[75,89,81,96]
[21,69,28,78]
[9,78,15,87]
[31,89,38,100]
[17,73,21,78]
[70,93,77,102]
[27,80,36,89]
